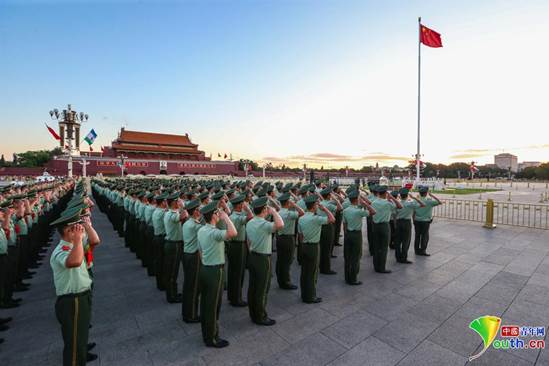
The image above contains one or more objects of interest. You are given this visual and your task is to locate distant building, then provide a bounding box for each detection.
[518,161,541,171]
[494,153,518,172]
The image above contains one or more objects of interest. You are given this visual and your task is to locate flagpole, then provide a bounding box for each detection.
[416,16,422,183]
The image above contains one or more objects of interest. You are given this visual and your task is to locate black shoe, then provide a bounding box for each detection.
[230,301,248,307]
[0,317,13,325]
[25,271,36,275]
[403,260,413,264]
[22,274,33,280]
[376,269,392,274]
[330,255,337,258]
[89,324,92,329]
[14,287,29,293]
[347,281,362,286]
[86,352,98,362]
[0,338,3,344]
[10,298,22,303]
[205,337,229,348]
[280,284,298,290]
[0,324,9,332]
[0,302,19,309]
[167,294,183,303]
[334,243,343,247]
[321,270,337,275]
[87,342,96,351]
[183,317,201,323]
[254,318,276,326]
[303,297,322,304]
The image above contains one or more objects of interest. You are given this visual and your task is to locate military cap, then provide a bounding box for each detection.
[278,192,291,202]
[281,186,290,193]
[146,192,156,200]
[308,185,316,193]
[418,186,429,193]
[266,185,274,193]
[319,187,332,196]
[256,189,267,198]
[230,194,246,205]
[155,192,169,201]
[345,185,356,194]
[304,195,318,204]
[390,190,399,198]
[251,196,269,209]
[200,201,218,215]
[198,192,209,201]
[0,199,13,209]
[50,209,83,227]
[185,198,200,211]
[299,185,309,194]
[167,191,180,200]
[211,191,225,201]
[226,189,235,196]
[347,190,359,200]
[370,185,379,193]
[377,185,388,194]
[136,191,146,198]
[399,188,409,195]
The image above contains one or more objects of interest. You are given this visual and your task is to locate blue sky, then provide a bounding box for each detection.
[1,0,548,168]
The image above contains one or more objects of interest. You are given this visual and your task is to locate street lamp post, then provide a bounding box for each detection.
[49,104,88,178]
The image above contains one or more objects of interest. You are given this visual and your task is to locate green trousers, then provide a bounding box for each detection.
[226,241,247,304]
[366,216,374,256]
[182,252,200,320]
[319,224,335,273]
[199,265,224,343]
[275,235,295,288]
[247,252,271,322]
[333,211,343,248]
[153,235,165,290]
[300,243,320,302]
[413,220,431,254]
[163,240,182,301]
[372,223,390,272]
[343,230,362,283]
[395,219,412,261]
[55,291,91,366]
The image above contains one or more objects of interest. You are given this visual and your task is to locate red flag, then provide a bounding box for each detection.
[420,24,443,48]
[45,123,61,140]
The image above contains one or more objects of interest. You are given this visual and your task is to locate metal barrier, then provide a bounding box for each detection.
[433,198,549,230]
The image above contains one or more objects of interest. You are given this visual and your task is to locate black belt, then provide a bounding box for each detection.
[302,242,319,244]
[203,264,223,268]
[277,234,294,237]
[251,251,271,257]
[57,289,91,300]
[373,222,389,225]
[345,230,361,232]
[397,218,411,221]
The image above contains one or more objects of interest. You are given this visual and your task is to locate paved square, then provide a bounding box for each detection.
[1,210,548,365]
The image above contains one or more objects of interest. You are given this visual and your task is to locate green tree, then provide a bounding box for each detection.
[12,147,64,167]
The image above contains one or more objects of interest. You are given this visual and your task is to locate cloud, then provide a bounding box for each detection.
[260,152,410,167]
[449,153,491,160]
[452,148,495,153]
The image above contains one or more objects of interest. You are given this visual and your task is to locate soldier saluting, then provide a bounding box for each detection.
[50,208,97,365]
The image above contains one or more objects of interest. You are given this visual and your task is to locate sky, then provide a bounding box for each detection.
[0,0,548,168]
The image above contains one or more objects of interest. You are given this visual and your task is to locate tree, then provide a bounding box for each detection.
[11,147,64,168]
[0,154,5,167]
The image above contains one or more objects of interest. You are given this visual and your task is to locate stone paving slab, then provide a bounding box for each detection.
[1,208,549,365]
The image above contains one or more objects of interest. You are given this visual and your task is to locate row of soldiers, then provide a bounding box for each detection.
[93,177,441,348]
[0,180,74,346]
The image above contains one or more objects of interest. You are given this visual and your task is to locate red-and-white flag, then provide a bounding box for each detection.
[45,123,61,140]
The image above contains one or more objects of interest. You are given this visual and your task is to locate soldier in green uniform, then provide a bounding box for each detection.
[152,193,168,290]
[276,192,304,289]
[413,186,442,256]
[163,192,188,303]
[298,195,335,303]
[226,194,253,307]
[0,200,19,312]
[331,184,344,251]
[50,209,97,365]
[246,196,284,325]
[197,201,237,348]
[317,187,341,275]
[342,190,376,285]
[370,186,402,273]
[181,199,203,323]
[395,188,424,263]
[389,191,399,250]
